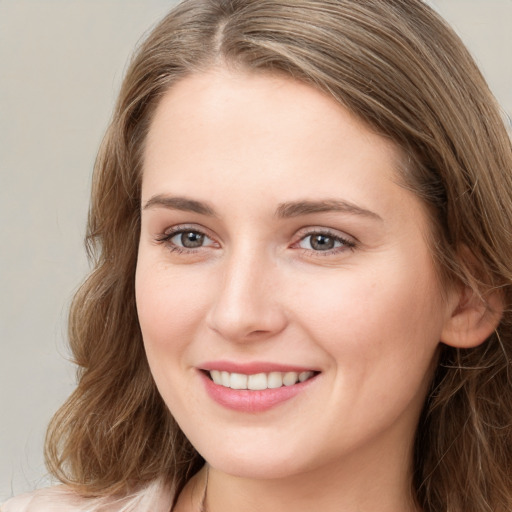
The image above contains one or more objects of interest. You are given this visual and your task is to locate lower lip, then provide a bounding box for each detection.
[200,371,318,413]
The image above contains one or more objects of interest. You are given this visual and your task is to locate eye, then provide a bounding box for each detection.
[171,230,208,249]
[295,230,355,254]
[155,226,217,252]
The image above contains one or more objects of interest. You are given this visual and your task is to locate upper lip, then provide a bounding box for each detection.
[199,360,320,374]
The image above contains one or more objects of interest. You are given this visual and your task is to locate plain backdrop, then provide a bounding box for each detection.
[1,0,511,502]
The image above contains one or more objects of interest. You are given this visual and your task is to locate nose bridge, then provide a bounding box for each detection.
[206,238,287,342]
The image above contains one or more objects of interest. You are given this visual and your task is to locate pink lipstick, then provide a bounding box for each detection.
[199,361,319,412]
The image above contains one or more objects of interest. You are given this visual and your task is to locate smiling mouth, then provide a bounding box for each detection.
[204,370,319,390]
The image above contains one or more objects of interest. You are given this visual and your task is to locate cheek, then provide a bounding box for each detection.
[296,261,442,338]
[290,267,443,446]
[135,259,214,419]
[292,255,445,387]
[135,259,210,362]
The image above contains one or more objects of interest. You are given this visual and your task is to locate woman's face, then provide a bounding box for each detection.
[136,69,456,480]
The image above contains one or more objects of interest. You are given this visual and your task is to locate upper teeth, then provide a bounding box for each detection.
[209,370,314,390]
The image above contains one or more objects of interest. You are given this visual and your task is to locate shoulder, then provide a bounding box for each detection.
[1,479,174,512]
[1,486,90,512]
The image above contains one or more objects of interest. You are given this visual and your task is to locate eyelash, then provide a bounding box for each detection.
[154,225,215,254]
[293,229,356,256]
[154,225,356,256]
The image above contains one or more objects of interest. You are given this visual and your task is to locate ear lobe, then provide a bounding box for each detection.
[441,285,504,349]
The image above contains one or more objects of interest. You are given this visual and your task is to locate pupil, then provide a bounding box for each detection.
[181,231,204,248]
[311,234,334,251]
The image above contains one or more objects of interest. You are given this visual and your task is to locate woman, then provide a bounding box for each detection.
[3,0,511,511]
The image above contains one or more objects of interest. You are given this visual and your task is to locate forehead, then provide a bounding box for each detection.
[144,70,399,180]
[141,69,426,232]
[146,68,399,147]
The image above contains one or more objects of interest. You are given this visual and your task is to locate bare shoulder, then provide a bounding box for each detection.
[1,480,174,512]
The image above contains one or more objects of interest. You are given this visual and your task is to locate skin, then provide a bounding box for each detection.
[136,69,464,512]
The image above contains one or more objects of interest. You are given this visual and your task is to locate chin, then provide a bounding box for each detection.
[207,453,308,481]
[191,433,313,480]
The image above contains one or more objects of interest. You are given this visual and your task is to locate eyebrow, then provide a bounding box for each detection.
[275,199,382,221]
[142,195,382,221]
[143,195,217,216]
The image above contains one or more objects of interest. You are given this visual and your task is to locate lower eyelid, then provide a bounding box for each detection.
[155,227,218,250]
[154,226,355,254]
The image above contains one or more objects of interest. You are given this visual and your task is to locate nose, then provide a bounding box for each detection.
[206,246,288,343]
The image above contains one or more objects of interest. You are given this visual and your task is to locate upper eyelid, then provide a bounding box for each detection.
[155,226,218,252]
[160,225,352,237]
[154,224,217,245]
[155,224,357,248]
[162,223,214,238]
[293,226,357,243]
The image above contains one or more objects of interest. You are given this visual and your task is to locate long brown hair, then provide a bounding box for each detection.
[45,1,512,510]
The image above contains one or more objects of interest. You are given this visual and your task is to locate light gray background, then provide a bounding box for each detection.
[1,0,511,502]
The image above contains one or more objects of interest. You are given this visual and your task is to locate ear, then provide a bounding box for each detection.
[441,284,504,349]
